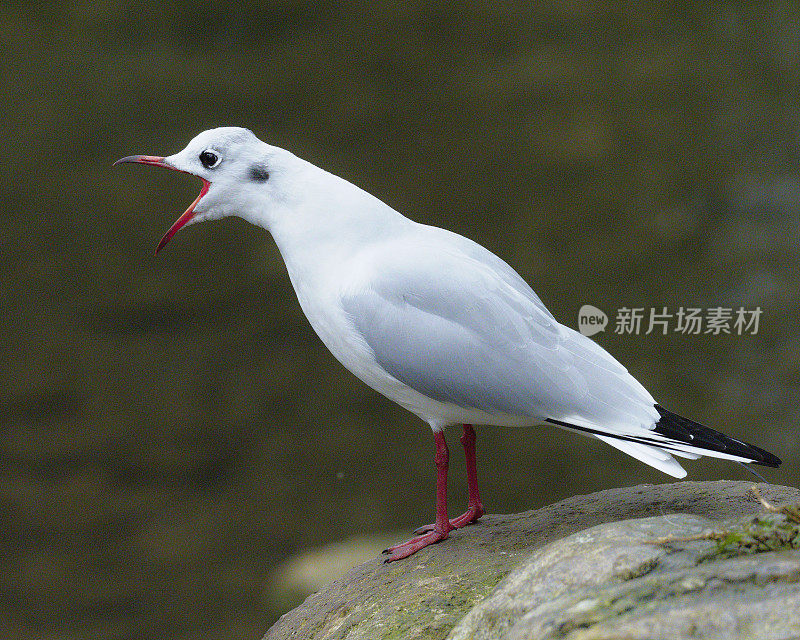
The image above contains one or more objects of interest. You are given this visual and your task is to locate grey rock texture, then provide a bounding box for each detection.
[451,512,800,639]
[263,481,800,640]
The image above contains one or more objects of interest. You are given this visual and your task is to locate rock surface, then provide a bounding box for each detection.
[451,511,800,639]
[263,481,800,640]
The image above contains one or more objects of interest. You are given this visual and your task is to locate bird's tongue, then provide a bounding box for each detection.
[156,179,210,254]
[113,154,211,254]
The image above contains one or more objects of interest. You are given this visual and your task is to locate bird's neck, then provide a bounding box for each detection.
[252,167,412,286]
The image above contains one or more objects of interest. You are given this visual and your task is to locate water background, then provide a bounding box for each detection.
[2,3,799,638]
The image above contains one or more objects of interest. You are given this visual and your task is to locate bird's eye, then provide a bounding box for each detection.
[199,150,221,169]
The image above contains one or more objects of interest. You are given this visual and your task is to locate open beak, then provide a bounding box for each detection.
[114,155,210,254]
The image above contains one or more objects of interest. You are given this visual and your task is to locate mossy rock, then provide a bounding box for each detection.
[264,481,800,640]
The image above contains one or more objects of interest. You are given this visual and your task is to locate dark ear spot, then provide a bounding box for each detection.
[248,164,269,182]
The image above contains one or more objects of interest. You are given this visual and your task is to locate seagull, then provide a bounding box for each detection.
[115,127,781,562]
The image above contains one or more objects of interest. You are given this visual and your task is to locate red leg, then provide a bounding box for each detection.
[454,424,485,526]
[383,431,454,562]
[414,424,485,534]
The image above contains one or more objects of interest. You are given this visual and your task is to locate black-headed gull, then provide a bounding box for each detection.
[116,127,781,561]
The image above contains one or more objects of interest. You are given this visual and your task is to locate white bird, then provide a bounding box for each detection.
[116,127,780,561]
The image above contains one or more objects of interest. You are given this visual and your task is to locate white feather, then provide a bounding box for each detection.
[594,435,688,478]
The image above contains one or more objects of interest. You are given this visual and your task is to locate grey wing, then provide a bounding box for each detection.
[340,249,659,431]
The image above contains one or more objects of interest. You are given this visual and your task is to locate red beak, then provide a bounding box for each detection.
[114,155,210,254]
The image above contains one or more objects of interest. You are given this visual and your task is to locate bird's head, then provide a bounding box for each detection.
[115,127,292,253]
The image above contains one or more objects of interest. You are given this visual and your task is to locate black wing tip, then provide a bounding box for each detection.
[654,404,782,468]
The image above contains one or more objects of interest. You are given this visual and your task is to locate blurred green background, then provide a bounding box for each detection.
[2,1,799,638]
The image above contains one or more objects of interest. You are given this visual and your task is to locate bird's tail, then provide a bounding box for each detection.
[652,404,781,468]
[546,405,781,478]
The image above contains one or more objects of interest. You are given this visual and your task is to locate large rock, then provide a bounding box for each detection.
[451,512,800,639]
[263,481,800,640]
